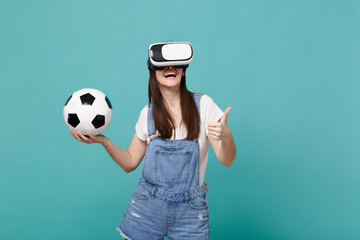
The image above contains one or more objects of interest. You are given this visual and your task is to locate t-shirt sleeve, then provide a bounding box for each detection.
[200,94,224,136]
[135,105,148,141]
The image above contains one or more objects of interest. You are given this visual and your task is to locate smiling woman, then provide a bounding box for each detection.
[70,42,236,239]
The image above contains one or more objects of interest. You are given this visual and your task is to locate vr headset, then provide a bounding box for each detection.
[147,42,193,70]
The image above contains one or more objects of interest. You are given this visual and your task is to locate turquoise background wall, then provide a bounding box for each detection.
[1,0,359,239]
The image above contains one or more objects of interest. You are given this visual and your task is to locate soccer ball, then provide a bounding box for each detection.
[63,88,112,135]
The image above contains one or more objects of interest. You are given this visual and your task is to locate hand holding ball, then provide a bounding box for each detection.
[64,88,112,136]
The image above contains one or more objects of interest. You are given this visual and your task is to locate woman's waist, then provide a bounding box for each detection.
[138,177,208,203]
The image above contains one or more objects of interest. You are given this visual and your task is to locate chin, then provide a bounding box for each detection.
[160,78,181,87]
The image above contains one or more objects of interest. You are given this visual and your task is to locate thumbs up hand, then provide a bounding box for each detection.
[207,107,232,141]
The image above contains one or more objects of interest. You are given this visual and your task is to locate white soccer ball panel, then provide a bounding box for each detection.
[76,122,96,135]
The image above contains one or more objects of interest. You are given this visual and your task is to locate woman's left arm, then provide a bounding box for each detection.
[208,107,236,167]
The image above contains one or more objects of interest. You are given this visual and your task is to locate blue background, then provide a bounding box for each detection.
[1,0,360,239]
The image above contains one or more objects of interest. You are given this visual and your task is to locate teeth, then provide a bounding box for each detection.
[165,73,176,77]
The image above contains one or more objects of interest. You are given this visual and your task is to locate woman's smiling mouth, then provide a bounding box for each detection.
[163,71,177,79]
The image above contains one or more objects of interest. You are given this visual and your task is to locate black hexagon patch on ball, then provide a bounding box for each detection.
[68,113,80,128]
[80,93,95,105]
[92,115,105,129]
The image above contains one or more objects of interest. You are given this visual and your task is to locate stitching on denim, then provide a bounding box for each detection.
[166,203,178,229]
[188,197,208,210]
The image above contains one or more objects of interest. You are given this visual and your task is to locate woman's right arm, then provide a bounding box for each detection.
[71,131,147,173]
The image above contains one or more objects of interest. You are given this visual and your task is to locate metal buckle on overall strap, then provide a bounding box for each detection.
[148,133,159,142]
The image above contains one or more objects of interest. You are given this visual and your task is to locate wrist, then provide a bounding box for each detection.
[223,127,232,139]
[222,130,233,144]
[101,137,111,147]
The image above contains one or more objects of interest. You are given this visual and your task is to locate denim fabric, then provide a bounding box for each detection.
[118,94,210,239]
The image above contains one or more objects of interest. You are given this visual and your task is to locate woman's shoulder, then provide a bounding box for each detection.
[198,93,223,122]
[141,104,149,112]
[199,94,217,106]
[138,104,149,117]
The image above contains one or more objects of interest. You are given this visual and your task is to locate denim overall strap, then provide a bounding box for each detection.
[193,93,202,113]
[147,103,156,139]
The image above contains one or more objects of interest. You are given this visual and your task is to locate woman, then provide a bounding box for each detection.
[70,42,236,239]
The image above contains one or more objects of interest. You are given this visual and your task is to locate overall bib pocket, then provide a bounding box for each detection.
[155,150,191,184]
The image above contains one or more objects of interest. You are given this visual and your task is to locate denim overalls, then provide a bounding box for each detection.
[117,94,210,240]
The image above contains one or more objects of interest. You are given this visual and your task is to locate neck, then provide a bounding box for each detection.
[159,87,181,109]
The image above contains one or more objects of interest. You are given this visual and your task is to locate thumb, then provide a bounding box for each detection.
[220,107,232,123]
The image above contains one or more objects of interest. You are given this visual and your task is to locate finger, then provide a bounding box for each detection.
[70,130,76,139]
[87,132,99,143]
[207,126,222,134]
[220,107,232,123]
[78,131,91,143]
[208,122,221,128]
[208,132,220,141]
[87,132,95,139]
[208,125,222,130]
[72,131,84,142]
[208,130,220,138]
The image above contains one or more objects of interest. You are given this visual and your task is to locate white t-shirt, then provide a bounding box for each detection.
[135,94,224,186]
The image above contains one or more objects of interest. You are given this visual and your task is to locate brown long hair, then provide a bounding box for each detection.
[148,69,200,140]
